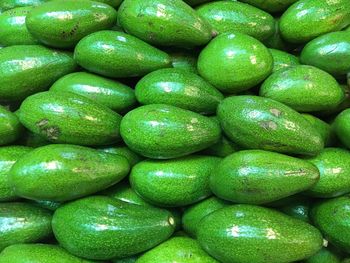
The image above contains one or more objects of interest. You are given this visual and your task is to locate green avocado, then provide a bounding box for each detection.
[18,91,122,146]
[260,65,344,112]
[74,31,171,78]
[197,32,273,93]
[113,256,138,263]
[168,49,198,74]
[312,196,350,253]
[210,150,319,204]
[135,68,224,115]
[0,106,23,145]
[0,0,48,12]
[305,148,350,198]
[0,146,31,201]
[82,0,122,8]
[201,135,240,157]
[121,104,221,159]
[269,48,299,73]
[278,196,312,223]
[26,0,117,48]
[304,247,341,263]
[118,0,214,47]
[302,114,334,147]
[50,72,137,114]
[136,236,219,263]
[264,18,291,51]
[279,0,350,43]
[0,202,52,251]
[0,45,77,102]
[31,200,62,211]
[52,196,176,260]
[334,108,350,149]
[0,243,98,263]
[217,95,324,155]
[0,7,38,46]
[196,1,275,41]
[301,31,350,76]
[182,196,229,238]
[19,130,50,148]
[198,205,323,263]
[239,0,297,13]
[98,145,143,167]
[9,144,130,201]
[130,155,221,207]
[317,84,350,116]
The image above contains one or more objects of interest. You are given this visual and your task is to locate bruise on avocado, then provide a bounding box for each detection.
[36,119,60,140]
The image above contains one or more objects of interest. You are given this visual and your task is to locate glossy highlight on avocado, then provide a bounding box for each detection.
[0,0,48,12]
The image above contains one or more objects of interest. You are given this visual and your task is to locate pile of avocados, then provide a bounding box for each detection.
[0,0,350,262]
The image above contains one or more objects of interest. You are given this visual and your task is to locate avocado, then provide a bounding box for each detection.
[30,200,62,211]
[0,106,23,145]
[113,256,138,263]
[98,145,144,167]
[317,84,350,117]
[52,196,176,260]
[269,48,300,72]
[304,247,341,263]
[198,204,323,263]
[279,196,312,223]
[0,0,48,12]
[9,144,130,201]
[168,49,198,74]
[334,108,350,149]
[19,130,50,148]
[302,114,334,147]
[201,135,240,157]
[239,0,298,13]
[264,18,292,51]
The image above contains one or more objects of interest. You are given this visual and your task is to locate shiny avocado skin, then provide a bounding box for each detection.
[196,1,275,41]
[74,31,171,78]
[210,150,320,204]
[52,196,176,260]
[120,104,221,159]
[18,91,123,146]
[136,236,219,263]
[98,145,144,167]
[217,95,324,155]
[50,72,137,114]
[135,68,224,115]
[9,144,130,202]
[239,0,297,13]
[334,109,350,149]
[280,0,350,43]
[0,7,38,46]
[0,244,98,263]
[301,31,350,76]
[118,0,214,47]
[0,0,48,12]
[130,155,221,207]
[304,247,341,263]
[0,106,23,145]
[0,45,77,102]
[302,114,334,147]
[198,205,323,263]
[279,196,312,223]
[0,202,52,251]
[260,65,344,112]
[269,48,300,73]
[0,146,32,201]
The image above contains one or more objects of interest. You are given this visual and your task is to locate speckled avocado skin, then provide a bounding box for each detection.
[0,106,23,145]
[0,45,77,102]
[50,72,136,114]
[136,236,219,263]
[239,0,297,13]
[312,196,350,253]
[334,109,350,149]
[304,247,341,263]
[98,145,143,167]
[269,48,299,72]
[135,68,224,115]
[210,150,319,204]
[264,18,291,51]
[201,135,240,157]
[280,0,350,43]
[196,1,275,41]
[0,7,38,46]
[198,205,323,263]
[301,31,350,76]
[168,49,198,74]
[0,244,98,263]
[279,196,312,223]
[52,196,176,260]
[0,0,48,12]
[18,91,122,146]
[217,95,324,155]
[0,146,32,201]
[9,144,130,201]
[0,202,52,251]
[302,114,334,147]
[74,31,171,78]
[197,32,273,93]
[121,104,221,159]
[260,65,344,112]
[182,197,229,238]
[305,148,350,198]
[26,0,117,48]
[118,0,213,47]
[130,155,221,207]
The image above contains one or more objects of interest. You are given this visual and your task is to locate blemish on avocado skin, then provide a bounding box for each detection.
[36,119,60,140]
[36,118,49,127]
[270,108,282,117]
[259,121,278,130]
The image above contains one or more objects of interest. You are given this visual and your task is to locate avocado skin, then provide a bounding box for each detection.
[239,0,297,13]
[334,108,350,149]
[50,72,137,114]
[9,144,130,202]
[0,45,77,102]
[0,202,52,251]
[198,204,323,263]
[201,135,240,157]
[269,48,299,73]
[302,114,334,147]
[18,91,122,146]
[52,196,176,260]
[120,104,221,159]
[0,106,23,145]
[135,68,224,115]
[118,0,213,47]
[98,145,143,167]
[304,247,341,263]
[210,150,320,204]
[279,196,312,223]
[0,0,48,12]
[217,95,324,155]
[0,146,32,201]
[168,49,198,74]
[136,236,219,263]
[279,0,350,43]
[0,243,98,263]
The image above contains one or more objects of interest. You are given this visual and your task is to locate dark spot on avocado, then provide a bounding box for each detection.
[36,119,49,127]
[303,75,312,81]
[270,108,282,117]
[259,121,277,130]
[44,126,60,140]
[148,21,154,27]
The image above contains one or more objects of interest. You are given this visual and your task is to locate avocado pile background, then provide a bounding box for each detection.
[0,0,350,262]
